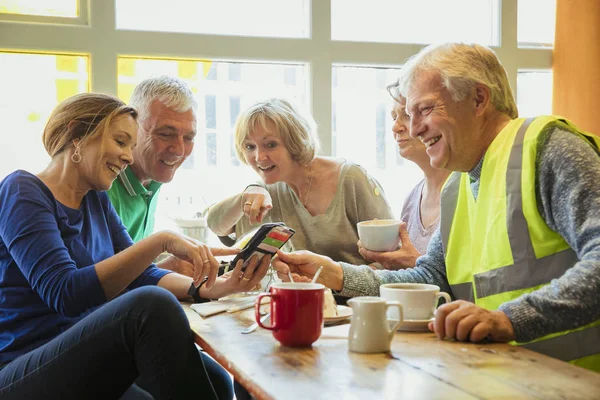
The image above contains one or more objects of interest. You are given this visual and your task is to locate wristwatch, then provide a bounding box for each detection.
[187,277,210,303]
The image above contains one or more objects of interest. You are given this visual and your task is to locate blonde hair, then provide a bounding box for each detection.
[43,93,137,158]
[234,98,320,165]
[398,43,518,119]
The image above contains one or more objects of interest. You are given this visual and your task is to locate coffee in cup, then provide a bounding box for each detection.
[255,282,325,347]
[357,219,401,252]
[379,283,451,321]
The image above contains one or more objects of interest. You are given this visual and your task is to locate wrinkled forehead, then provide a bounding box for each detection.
[405,71,444,109]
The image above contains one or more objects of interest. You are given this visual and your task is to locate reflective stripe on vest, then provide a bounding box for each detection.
[444,118,579,299]
[441,116,600,366]
[522,324,600,362]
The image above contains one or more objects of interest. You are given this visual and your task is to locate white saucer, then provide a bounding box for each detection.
[324,305,353,324]
[397,317,434,332]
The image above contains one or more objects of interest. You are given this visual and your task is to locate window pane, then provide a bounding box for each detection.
[332,0,500,45]
[0,0,77,17]
[0,52,88,180]
[117,57,307,229]
[517,70,553,118]
[332,66,422,217]
[205,95,216,129]
[518,0,556,47]
[116,0,309,38]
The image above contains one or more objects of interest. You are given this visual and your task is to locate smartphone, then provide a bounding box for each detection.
[230,222,295,271]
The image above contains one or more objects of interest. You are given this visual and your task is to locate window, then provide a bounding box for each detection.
[115,0,309,38]
[205,95,217,130]
[116,57,307,222]
[517,70,553,118]
[332,66,423,217]
[0,1,557,235]
[331,0,500,45]
[0,52,88,180]
[518,0,556,48]
[0,0,77,17]
[229,96,241,166]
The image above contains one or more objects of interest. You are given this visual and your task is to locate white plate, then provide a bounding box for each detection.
[397,318,434,332]
[324,305,353,324]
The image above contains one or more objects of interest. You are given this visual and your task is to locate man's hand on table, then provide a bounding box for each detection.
[429,300,516,343]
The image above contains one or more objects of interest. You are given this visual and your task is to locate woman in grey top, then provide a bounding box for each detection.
[206,98,394,265]
[358,82,450,269]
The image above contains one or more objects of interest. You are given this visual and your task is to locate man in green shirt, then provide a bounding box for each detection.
[108,76,197,275]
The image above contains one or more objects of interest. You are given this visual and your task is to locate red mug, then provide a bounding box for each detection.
[255,282,325,347]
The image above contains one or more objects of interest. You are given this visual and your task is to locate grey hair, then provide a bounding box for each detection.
[386,79,403,103]
[234,98,320,165]
[398,43,518,119]
[129,75,197,123]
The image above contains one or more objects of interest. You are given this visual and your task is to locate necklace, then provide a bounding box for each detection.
[301,162,314,205]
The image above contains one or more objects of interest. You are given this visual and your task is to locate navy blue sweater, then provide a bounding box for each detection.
[0,170,169,366]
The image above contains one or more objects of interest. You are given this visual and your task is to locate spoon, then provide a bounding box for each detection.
[241,313,270,334]
[311,265,324,284]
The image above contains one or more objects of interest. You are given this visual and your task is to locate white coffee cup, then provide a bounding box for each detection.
[357,219,401,252]
[174,217,208,243]
[380,283,451,321]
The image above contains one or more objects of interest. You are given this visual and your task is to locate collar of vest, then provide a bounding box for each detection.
[118,166,162,197]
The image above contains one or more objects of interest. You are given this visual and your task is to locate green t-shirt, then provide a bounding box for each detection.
[107,166,162,242]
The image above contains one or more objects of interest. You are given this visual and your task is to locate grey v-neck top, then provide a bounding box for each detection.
[209,161,394,265]
[400,179,439,255]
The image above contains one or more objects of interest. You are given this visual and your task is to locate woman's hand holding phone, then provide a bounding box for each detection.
[205,254,272,299]
[161,231,240,288]
[241,186,273,224]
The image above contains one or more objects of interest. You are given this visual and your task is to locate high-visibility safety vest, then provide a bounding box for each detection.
[440,116,600,372]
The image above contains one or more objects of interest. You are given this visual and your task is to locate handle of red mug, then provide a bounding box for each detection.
[255,293,275,330]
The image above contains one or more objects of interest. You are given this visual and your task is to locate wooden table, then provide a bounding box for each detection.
[182,302,600,400]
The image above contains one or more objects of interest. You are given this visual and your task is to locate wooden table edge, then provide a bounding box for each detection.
[183,302,275,400]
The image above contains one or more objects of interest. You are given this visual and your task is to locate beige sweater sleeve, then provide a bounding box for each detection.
[205,193,245,236]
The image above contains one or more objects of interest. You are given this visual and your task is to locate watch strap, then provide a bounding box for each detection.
[188,277,210,303]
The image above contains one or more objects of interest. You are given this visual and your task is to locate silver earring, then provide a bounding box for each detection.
[71,145,82,163]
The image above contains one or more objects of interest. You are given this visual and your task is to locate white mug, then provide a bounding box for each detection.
[347,297,403,354]
[174,217,208,243]
[357,219,401,252]
[380,283,451,321]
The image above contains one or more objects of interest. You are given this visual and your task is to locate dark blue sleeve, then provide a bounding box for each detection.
[128,265,172,288]
[0,173,106,317]
[102,192,171,288]
[103,191,135,253]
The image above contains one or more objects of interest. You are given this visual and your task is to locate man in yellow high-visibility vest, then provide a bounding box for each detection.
[272,43,600,372]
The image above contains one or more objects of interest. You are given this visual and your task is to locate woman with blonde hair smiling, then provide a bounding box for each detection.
[0,92,269,399]
[357,81,451,269]
[207,98,394,265]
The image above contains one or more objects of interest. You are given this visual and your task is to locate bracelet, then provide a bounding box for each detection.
[187,277,210,303]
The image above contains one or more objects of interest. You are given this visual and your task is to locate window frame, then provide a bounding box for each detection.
[0,0,552,158]
[0,0,88,25]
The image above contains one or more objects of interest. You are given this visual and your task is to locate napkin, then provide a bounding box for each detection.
[190,295,257,317]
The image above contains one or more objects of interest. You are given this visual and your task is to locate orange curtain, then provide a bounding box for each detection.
[553,0,600,135]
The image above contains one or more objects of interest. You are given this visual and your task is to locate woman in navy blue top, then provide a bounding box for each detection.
[0,93,270,399]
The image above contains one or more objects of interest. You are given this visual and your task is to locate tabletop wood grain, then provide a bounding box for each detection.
[182,302,600,400]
